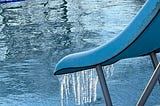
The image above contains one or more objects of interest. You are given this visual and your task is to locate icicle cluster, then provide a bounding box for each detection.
[58,65,114,106]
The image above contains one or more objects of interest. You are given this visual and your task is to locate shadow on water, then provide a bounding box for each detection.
[1,0,159,106]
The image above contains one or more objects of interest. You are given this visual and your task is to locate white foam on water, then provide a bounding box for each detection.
[58,65,114,106]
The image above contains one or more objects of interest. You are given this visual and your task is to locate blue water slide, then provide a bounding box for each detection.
[54,0,160,75]
[54,0,160,105]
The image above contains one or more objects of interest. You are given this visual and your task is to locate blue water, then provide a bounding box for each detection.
[0,0,160,106]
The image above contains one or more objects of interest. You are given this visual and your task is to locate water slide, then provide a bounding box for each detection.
[54,0,160,105]
[54,0,160,75]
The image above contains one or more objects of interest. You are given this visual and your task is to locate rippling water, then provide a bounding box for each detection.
[1,0,160,106]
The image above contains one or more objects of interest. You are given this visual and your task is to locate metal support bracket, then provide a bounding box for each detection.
[150,52,159,68]
[150,52,160,84]
[96,52,160,106]
[137,63,160,106]
[96,65,112,106]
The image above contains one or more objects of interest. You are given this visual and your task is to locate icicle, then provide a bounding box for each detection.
[58,75,64,106]
[103,64,114,79]
[57,65,114,106]
[71,74,77,103]
[91,69,98,102]
[76,72,81,105]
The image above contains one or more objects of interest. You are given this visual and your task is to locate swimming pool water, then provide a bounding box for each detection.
[0,0,160,106]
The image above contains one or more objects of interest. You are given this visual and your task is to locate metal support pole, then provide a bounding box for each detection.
[150,52,160,84]
[150,52,159,68]
[96,65,112,106]
[136,63,160,106]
